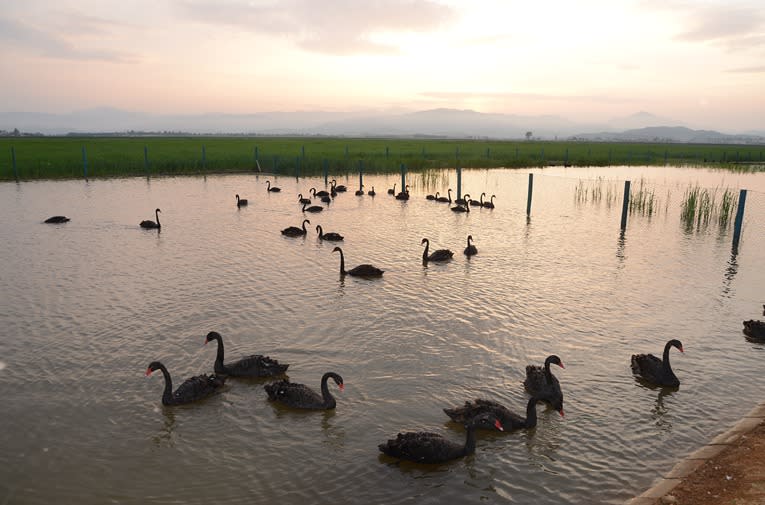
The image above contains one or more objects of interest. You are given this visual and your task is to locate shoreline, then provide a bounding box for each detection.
[626,400,765,504]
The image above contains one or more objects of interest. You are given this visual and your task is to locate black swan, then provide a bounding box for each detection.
[444,396,546,430]
[426,191,438,201]
[378,413,503,464]
[266,181,281,192]
[387,183,396,195]
[743,320,765,341]
[44,215,70,223]
[631,339,684,387]
[367,186,376,196]
[524,355,565,413]
[204,331,288,377]
[140,208,161,229]
[355,185,364,196]
[145,361,225,406]
[264,372,344,409]
[332,179,347,192]
[332,246,384,277]
[464,235,478,256]
[451,197,470,213]
[298,193,311,205]
[395,185,410,200]
[435,189,451,203]
[454,193,468,205]
[282,219,310,237]
[482,195,496,209]
[236,194,248,207]
[468,193,484,207]
[312,187,330,198]
[421,238,453,263]
[316,225,343,241]
[302,202,324,213]
[321,195,332,203]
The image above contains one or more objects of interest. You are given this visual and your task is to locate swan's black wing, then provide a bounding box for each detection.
[170,374,225,404]
[264,380,325,409]
[224,354,289,377]
[631,353,678,386]
[379,432,463,463]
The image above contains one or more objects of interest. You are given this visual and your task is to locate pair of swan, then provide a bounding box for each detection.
[382,355,566,464]
[206,331,341,410]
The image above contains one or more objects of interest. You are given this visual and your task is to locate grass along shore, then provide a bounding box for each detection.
[1,136,764,181]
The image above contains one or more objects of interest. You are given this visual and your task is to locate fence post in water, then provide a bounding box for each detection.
[201,145,206,171]
[254,146,259,166]
[323,159,328,185]
[526,173,534,217]
[358,160,363,191]
[81,145,88,179]
[732,189,747,249]
[456,164,462,200]
[620,180,631,230]
[11,146,18,181]
[143,146,150,176]
[400,163,406,192]
[564,148,569,165]
[295,157,300,178]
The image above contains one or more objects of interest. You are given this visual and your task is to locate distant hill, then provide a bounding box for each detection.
[1,107,763,144]
[570,126,765,144]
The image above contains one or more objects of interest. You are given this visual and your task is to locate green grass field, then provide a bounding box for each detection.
[1,136,763,180]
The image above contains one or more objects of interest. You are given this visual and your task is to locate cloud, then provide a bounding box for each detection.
[725,65,765,73]
[0,16,136,63]
[640,0,765,50]
[176,0,457,55]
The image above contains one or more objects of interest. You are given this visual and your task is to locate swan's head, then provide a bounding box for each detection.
[421,238,429,245]
[669,339,684,353]
[155,208,161,213]
[146,361,163,376]
[329,372,345,391]
[204,331,222,344]
[546,355,565,369]
[303,219,310,225]
[332,246,342,254]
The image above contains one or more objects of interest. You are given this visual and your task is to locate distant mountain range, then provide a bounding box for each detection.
[1,108,763,144]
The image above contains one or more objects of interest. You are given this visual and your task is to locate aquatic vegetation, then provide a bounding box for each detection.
[680,184,738,231]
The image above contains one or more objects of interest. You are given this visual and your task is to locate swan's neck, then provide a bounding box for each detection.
[662,344,673,372]
[463,425,478,457]
[320,373,337,408]
[525,397,538,428]
[213,337,225,368]
[338,251,346,275]
[422,241,429,262]
[158,365,173,404]
[155,210,161,227]
[544,360,554,384]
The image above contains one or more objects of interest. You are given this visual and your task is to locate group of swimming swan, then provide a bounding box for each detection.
[146,337,688,464]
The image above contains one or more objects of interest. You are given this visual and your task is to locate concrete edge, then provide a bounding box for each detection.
[625,401,765,504]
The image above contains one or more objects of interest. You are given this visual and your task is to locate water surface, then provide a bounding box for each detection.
[1,166,764,504]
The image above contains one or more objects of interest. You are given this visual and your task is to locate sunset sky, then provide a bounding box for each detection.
[1,0,764,131]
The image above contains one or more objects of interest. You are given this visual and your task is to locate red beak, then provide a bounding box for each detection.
[495,420,504,431]
[145,368,153,377]
[559,409,565,417]
[679,346,684,353]
[558,362,565,369]
[339,384,345,391]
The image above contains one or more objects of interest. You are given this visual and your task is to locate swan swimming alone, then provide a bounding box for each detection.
[140,208,161,229]
[264,372,344,410]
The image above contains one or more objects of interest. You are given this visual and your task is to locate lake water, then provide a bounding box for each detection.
[1,165,764,505]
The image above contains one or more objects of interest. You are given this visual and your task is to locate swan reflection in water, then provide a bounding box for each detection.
[152,408,177,447]
[651,388,676,433]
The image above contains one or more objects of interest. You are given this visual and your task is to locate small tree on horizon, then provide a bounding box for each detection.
[525,131,532,140]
